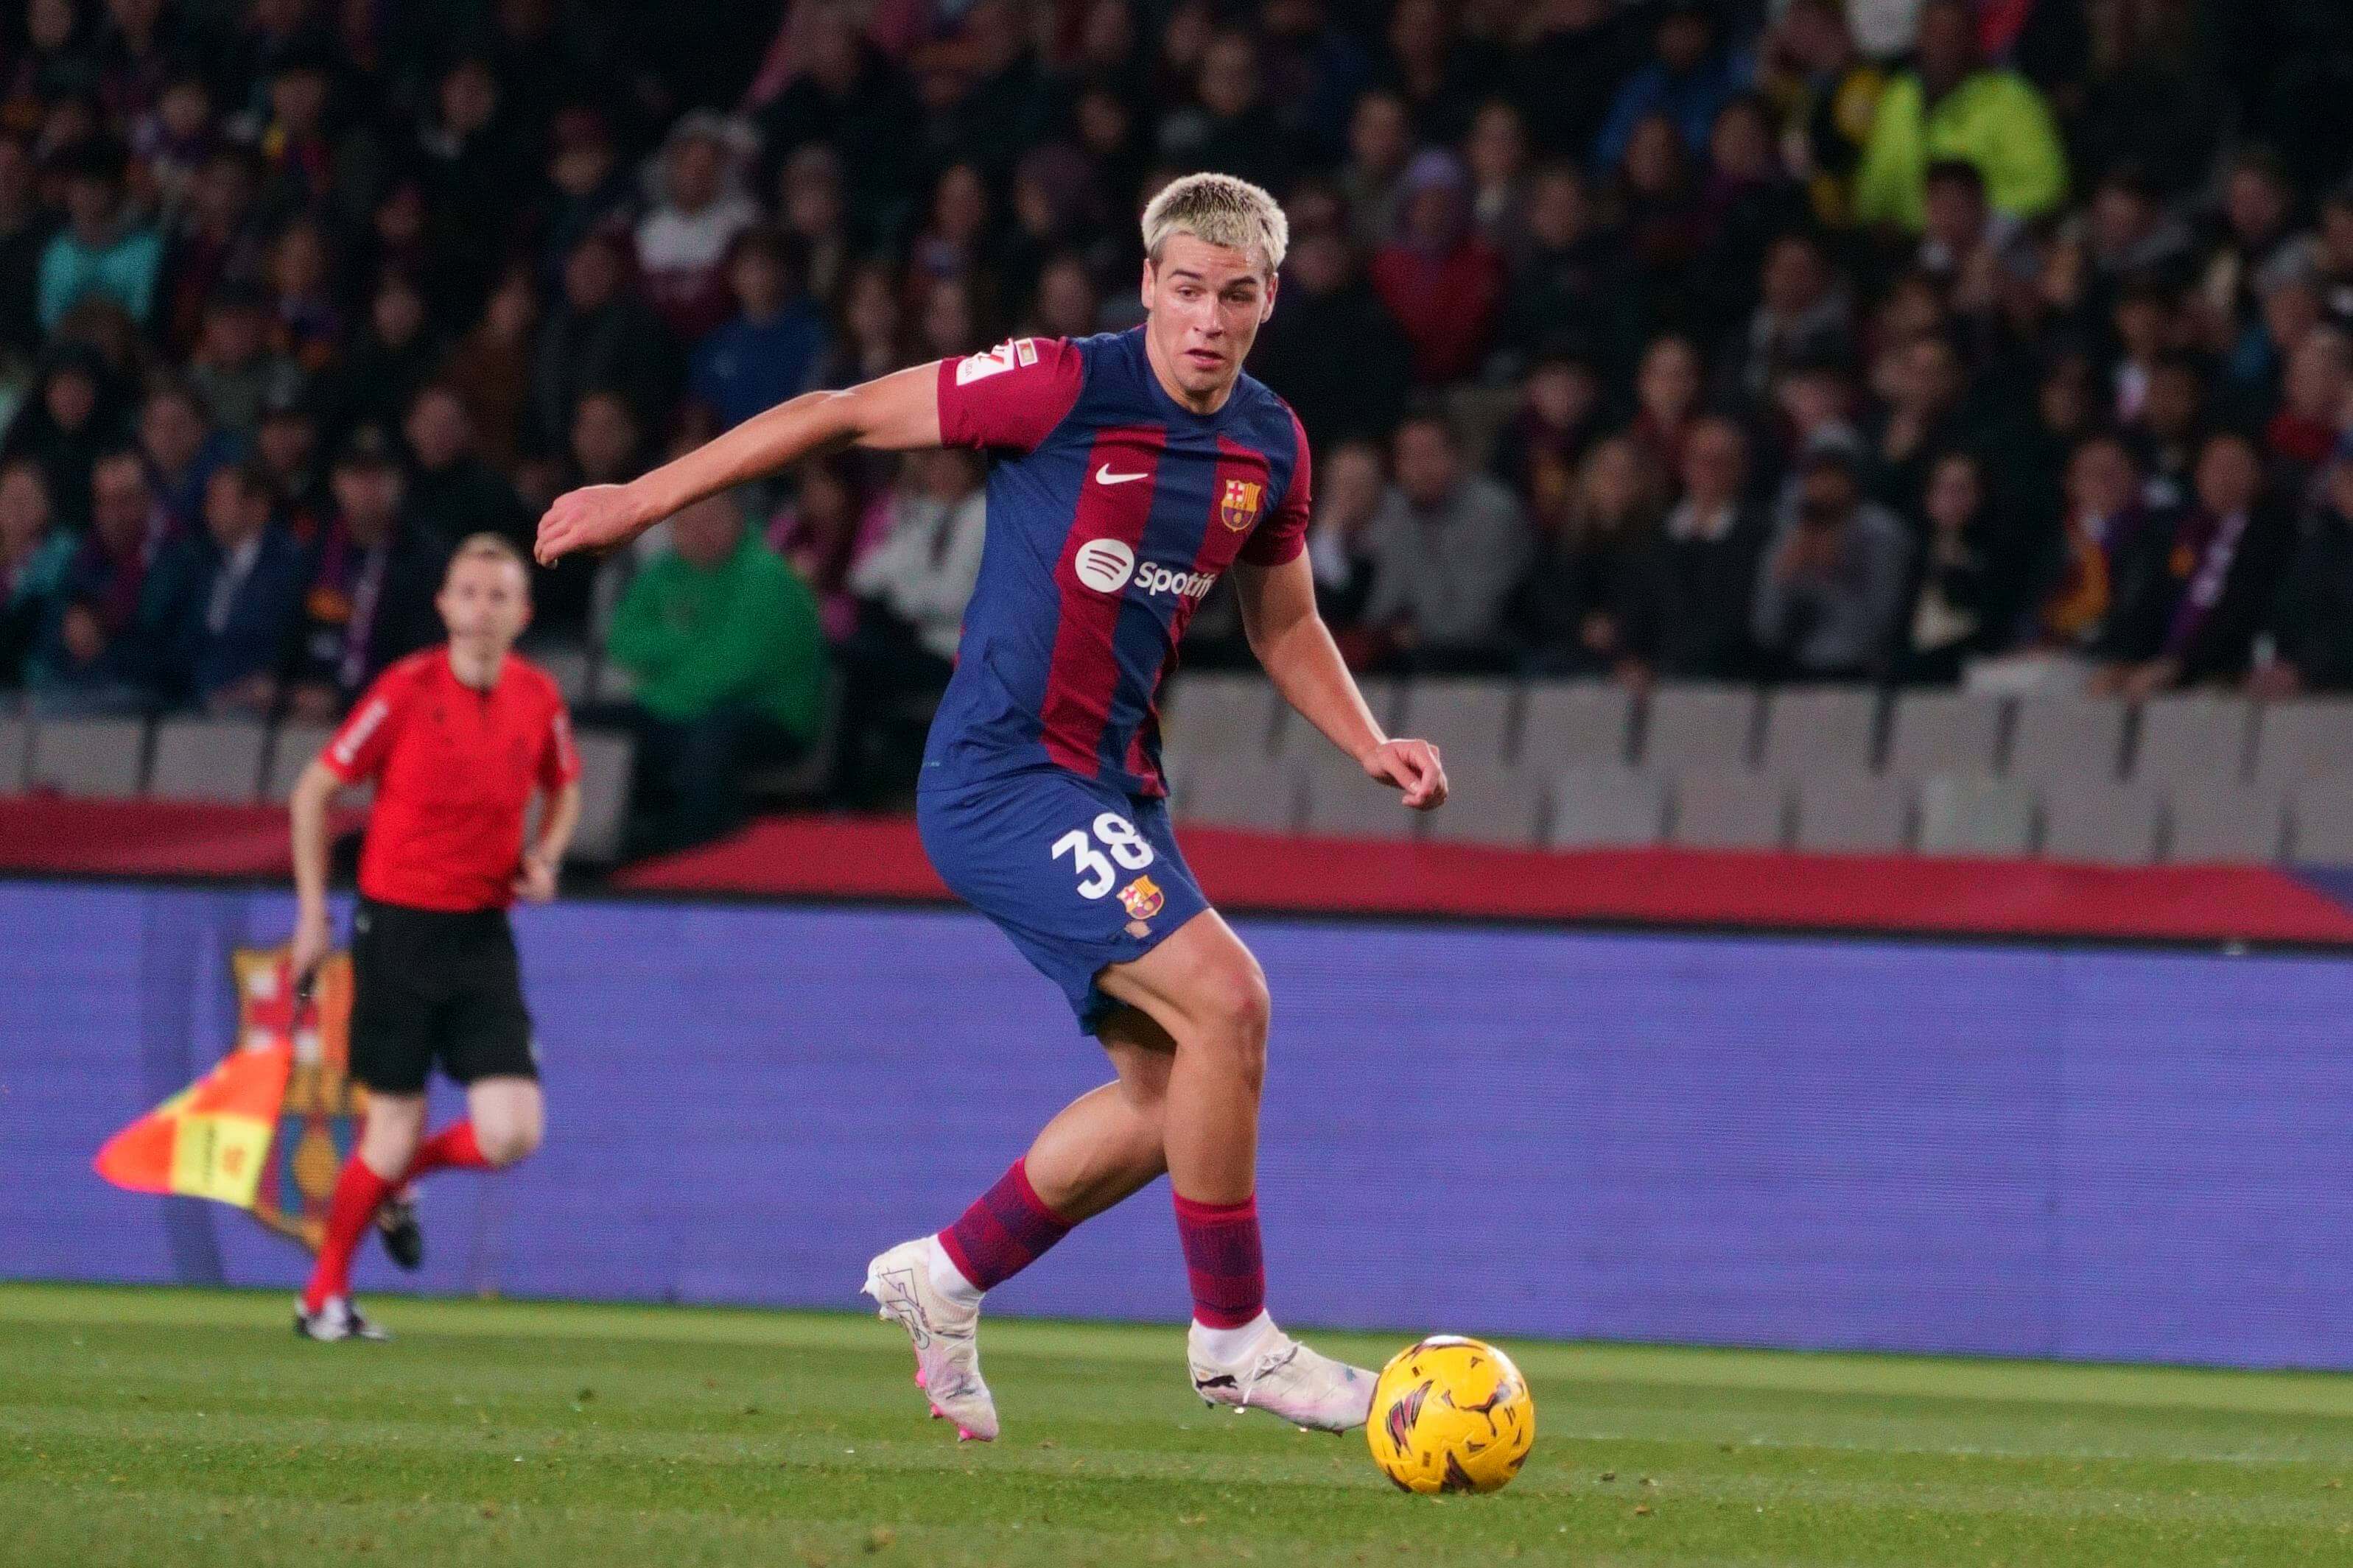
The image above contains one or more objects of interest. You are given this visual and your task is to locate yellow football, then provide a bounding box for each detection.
[1364,1335,1535,1494]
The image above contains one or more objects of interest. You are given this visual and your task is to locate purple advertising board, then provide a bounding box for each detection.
[5,879,2352,1368]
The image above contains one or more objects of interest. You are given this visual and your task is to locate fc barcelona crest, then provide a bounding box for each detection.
[1118,875,1165,920]
[1219,479,1263,531]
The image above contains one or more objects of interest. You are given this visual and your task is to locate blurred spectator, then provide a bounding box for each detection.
[1514,433,1661,678]
[326,269,441,441]
[186,281,300,436]
[1693,94,1809,340]
[690,228,829,434]
[1726,231,1854,401]
[1465,99,1533,253]
[1162,31,1294,200]
[1252,227,1411,449]
[2037,432,2152,655]
[1629,334,1705,477]
[831,449,986,804]
[537,105,634,288]
[2096,429,2295,696]
[402,385,530,554]
[1494,354,1605,500]
[1759,0,1885,227]
[1307,437,1387,652]
[1853,0,2068,233]
[533,231,676,451]
[768,451,889,644]
[777,144,852,309]
[135,373,228,535]
[1339,88,1413,255]
[1752,442,1912,681]
[2198,149,2312,342]
[2254,448,2353,697]
[289,427,445,720]
[159,146,264,356]
[1515,0,1635,161]
[138,460,304,714]
[1500,162,1621,372]
[441,263,538,472]
[1359,409,1532,672]
[605,491,827,848]
[0,458,69,689]
[1594,1,1738,172]
[637,110,761,342]
[1368,151,1505,387]
[4,343,124,530]
[264,217,340,375]
[0,133,47,356]
[1898,449,2011,683]
[251,385,325,541]
[28,449,160,714]
[1616,415,1767,683]
[38,138,161,332]
[2266,326,2351,495]
[1381,0,1490,145]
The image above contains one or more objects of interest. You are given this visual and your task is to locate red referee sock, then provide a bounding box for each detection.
[301,1154,394,1314]
[402,1120,488,1182]
[936,1159,1076,1293]
[1173,1191,1266,1329]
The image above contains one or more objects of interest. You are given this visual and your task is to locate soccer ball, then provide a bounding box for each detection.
[1364,1335,1535,1494]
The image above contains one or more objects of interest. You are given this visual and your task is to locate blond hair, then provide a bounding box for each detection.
[1140,172,1289,277]
[447,532,530,580]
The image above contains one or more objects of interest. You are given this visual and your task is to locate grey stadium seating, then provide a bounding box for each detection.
[0,711,27,793]
[26,716,147,798]
[2165,785,2288,864]
[1515,682,1634,771]
[1915,774,2035,857]
[2253,699,2353,789]
[147,719,269,802]
[1884,691,2005,778]
[1791,774,1912,854]
[264,721,336,802]
[2290,773,2353,862]
[1161,672,1280,759]
[1638,683,1758,774]
[1271,675,1398,759]
[1174,757,1301,834]
[2038,780,2163,865]
[1546,764,1665,848]
[1758,686,1879,777]
[1423,762,1545,848]
[2132,694,2254,785]
[1671,770,1789,850]
[2005,695,2129,785]
[1300,751,1417,840]
[567,729,634,863]
[1395,678,1517,764]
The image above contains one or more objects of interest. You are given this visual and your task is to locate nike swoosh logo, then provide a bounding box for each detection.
[1095,465,1149,485]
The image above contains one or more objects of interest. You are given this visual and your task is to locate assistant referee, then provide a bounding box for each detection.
[287,532,581,1340]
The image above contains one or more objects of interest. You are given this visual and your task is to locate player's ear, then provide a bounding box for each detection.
[1139,257,1154,311]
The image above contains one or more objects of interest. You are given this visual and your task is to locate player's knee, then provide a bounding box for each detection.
[1193,965,1271,1079]
[474,1115,541,1167]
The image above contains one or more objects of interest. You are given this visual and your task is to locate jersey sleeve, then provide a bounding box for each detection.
[320,666,411,783]
[538,698,581,792]
[1240,409,1312,567]
[935,337,1085,454]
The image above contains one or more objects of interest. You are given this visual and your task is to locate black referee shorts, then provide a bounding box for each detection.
[347,898,539,1096]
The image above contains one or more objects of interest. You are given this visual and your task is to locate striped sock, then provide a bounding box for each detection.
[1172,1191,1265,1329]
[936,1159,1075,1293]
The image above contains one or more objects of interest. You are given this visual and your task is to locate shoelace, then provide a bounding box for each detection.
[1232,1340,1302,1410]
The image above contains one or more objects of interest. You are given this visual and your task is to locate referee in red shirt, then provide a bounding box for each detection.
[287,533,582,1340]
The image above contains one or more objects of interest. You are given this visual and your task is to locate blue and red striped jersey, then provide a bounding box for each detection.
[919,328,1311,799]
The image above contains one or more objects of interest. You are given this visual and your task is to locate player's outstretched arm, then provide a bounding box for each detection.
[1234,553,1446,810]
[533,364,947,565]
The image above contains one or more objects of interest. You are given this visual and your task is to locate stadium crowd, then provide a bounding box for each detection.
[0,0,2351,843]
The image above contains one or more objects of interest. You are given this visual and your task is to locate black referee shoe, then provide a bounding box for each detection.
[376,1189,424,1271]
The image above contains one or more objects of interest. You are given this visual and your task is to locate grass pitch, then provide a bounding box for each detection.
[5,1286,2352,1567]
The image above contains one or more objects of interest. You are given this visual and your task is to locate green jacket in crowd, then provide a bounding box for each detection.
[606,529,827,742]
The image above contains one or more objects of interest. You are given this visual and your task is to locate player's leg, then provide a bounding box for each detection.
[1097,911,1375,1432]
[297,1089,421,1335]
[863,1010,1171,1443]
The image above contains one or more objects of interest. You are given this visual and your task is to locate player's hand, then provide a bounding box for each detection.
[289,902,332,991]
[512,850,560,904]
[1364,738,1447,811]
[534,482,648,566]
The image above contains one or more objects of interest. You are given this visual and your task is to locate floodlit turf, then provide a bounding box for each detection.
[5,1287,2353,1567]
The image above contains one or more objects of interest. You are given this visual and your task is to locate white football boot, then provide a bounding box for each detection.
[1188,1314,1375,1432]
[860,1237,1000,1442]
[292,1295,390,1341]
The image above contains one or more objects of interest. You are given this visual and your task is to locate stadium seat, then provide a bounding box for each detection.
[1160,673,1280,759]
[26,716,147,798]
[2131,694,2254,785]
[1545,764,1663,848]
[1175,757,1302,834]
[569,729,634,863]
[1423,762,1544,847]
[1273,676,1397,758]
[2289,773,2353,863]
[1670,771,1789,850]
[2038,780,2162,865]
[2252,698,2353,788]
[0,712,26,793]
[1301,753,1417,840]
[1638,683,1758,774]
[1758,686,1880,777]
[1515,681,1634,771]
[2005,695,2128,785]
[148,719,268,803]
[530,643,592,703]
[264,723,334,802]
[2164,785,2287,864]
[589,655,636,704]
[1883,691,2005,778]
[1915,774,2034,857]
[1791,775,1912,854]
[1395,678,1517,764]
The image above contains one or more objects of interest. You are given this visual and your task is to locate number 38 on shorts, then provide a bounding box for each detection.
[1052,812,1156,899]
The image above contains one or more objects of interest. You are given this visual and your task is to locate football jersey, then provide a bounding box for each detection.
[923,328,1311,798]
[321,647,580,912]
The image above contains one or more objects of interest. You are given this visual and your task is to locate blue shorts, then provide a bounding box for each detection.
[918,769,1212,1034]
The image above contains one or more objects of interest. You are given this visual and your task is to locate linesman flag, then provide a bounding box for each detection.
[94,948,364,1248]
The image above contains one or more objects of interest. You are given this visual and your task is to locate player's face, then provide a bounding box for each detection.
[437,555,531,652]
[1142,233,1277,406]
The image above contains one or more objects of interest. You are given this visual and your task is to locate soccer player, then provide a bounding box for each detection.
[535,174,1445,1436]
[286,532,581,1340]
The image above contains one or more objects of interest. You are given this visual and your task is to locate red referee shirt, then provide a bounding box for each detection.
[320,647,581,912]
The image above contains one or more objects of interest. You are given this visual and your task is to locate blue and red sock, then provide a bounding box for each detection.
[936,1158,1075,1293]
[1172,1191,1266,1329]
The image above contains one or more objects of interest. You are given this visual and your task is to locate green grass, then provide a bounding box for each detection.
[5,1286,2353,1567]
